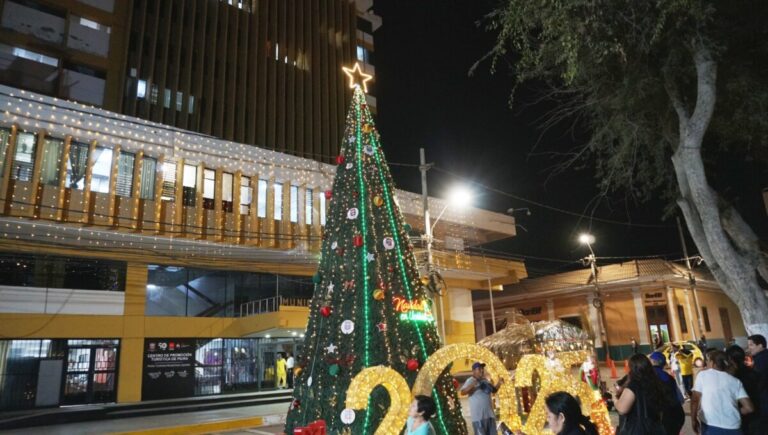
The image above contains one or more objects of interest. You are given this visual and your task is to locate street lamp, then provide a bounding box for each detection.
[580,233,611,361]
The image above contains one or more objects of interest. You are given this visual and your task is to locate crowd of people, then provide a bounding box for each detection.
[455,334,768,435]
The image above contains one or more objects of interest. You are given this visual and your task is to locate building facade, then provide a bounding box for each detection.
[0,0,376,163]
[0,87,526,410]
[473,259,747,360]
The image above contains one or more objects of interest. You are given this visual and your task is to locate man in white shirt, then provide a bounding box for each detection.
[691,350,753,434]
[286,352,295,388]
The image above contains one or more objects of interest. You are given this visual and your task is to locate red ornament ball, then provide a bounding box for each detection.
[353,234,363,247]
[336,155,345,165]
[320,306,332,317]
[324,190,332,200]
[291,399,300,410]
[452,378,460,389]
[406,359,419,371]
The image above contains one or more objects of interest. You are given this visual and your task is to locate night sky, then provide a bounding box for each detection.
[371,1,767,278]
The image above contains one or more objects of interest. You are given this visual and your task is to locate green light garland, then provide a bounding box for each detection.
[354,89,373,434]
[361,92,450,435]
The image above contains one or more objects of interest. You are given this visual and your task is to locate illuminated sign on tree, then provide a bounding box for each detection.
[392,295,435,322]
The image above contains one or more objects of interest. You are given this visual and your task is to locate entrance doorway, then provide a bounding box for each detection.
[62,341,119,405]
[646,306,672,349]
[719,308,733,343]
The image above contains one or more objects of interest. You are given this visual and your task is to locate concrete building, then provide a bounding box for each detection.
[0,86,526,410]
[473,259,746,360]
[0,0,378,163]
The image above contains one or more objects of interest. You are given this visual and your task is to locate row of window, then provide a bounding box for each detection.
[136,79,196,114]
[0,128,327,224]
[0,251,126,292]
[1,1,112,58]
[678,304,714,333]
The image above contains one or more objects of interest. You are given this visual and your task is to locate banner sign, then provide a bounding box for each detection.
[142,338,196,400]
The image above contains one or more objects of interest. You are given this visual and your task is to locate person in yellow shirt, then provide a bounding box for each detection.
[677,349,694,398]
[276,353,287,389]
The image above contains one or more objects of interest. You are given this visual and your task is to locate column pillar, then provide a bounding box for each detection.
[117,263,148,404]
[666,286,682,342]
[546,299,555,321]
[632,287,650,346]
[587,294,602,350]
[684,288,698,341]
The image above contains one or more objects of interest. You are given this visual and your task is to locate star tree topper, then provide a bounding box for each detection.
[342,62,373,93]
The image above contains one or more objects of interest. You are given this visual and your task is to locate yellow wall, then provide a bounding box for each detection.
[603,291,641,347]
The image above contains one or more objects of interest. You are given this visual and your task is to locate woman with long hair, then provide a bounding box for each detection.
[691,350,753,434]
[614,354,667,433]
[544,392,598,435]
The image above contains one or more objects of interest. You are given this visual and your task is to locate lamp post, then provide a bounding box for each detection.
[580,233,611,361]
[419,148,472,343]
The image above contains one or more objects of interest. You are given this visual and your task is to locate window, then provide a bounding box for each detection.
[139,156,156,200]
[12,132,36,181]
[677,305,688,334]
[319,191,326,226]
[0,129,9,176]
[273,182,283,221]
[90,147,113,193]
[40,137,64,186]
[222,172,233,212]
[188,95,195,114]
[239,176,251,215]
[66,142,89,189]
[289,185,299,223]
[0,252,126,291]
[68,15,111,57]
[356,45,368,63]
[150,84,159,104]
[702,306,711,332]
[163,89,171,109]
[305,188,313,225]
[115,152,135,197]
[1,1,66,45]
[176,91,183,111]
[182,164,197,206]
[202,169,215,210]
[136,79,147,99]
[257,179,267,218]
[161,160,176,201]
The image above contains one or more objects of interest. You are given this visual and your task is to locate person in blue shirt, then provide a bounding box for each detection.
[406,395,437,435]
[649,351,685,435]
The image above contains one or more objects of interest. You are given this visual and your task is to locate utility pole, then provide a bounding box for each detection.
[677,216,704,338]
[419,148,446,343]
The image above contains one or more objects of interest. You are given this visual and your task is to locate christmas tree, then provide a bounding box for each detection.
[285,65,467,434]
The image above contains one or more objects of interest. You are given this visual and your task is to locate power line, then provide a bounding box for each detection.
[430,166,675,229]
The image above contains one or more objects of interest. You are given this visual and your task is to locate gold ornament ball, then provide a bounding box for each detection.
[373,288,385,301]
[373,195,384,207]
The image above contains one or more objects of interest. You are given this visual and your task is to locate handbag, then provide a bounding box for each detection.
[617,388,665,435]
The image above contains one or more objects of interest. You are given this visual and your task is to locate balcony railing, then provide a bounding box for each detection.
[238,295,311,317]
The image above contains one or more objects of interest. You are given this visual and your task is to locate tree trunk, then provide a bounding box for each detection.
[668,43,768,340]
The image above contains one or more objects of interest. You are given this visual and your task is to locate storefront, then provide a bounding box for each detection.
[141,337,301,401]
[0,339,119,411]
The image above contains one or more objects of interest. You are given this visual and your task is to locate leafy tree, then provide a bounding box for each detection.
[480,0,768,336]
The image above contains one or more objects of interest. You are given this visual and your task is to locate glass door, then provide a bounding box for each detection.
[62,342,119,405]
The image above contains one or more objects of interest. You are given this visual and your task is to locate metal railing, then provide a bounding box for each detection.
[238,295,311,317]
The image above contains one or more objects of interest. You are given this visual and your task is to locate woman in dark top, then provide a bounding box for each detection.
[614,354,668,434]
[544,392,599,435]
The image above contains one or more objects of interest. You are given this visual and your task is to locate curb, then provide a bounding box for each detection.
[110,416,264,435]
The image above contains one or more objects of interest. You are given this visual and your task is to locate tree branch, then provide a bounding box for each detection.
[687,43,718,146]
[721,205,768,282]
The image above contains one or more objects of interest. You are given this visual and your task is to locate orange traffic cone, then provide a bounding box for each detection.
[624,359,630,375]
[609,359,618,379]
